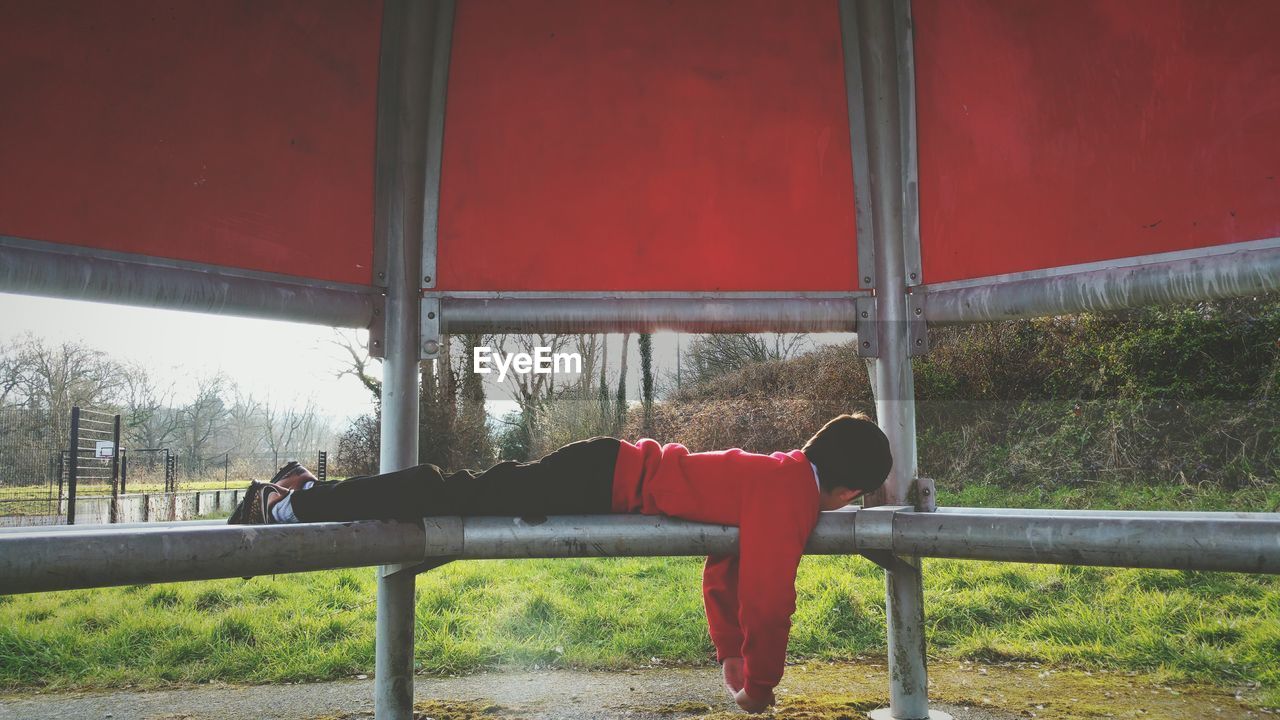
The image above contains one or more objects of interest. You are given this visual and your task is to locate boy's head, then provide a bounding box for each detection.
[801,413,892,510]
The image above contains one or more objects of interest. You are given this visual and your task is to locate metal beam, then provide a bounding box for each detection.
[419,0,455,291]
[5,509,1280,595]
[370,0,437,715]
[0,235,377,328]
[925,237,1280,324]
[850,0,936,716]
[889,512,1280,573]
[436,292,865,334]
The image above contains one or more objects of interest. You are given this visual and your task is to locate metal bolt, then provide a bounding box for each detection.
[424,275,432,283]
[909,272,918,280]
[423,339,440,355]
[372,340,381,347]
[427,311,436,320]
[377,272,386,280]
[914,307,923,316]
[861,341,870,348]
[922,487,932,496]
[863,276,872,284]
[861,311,869,319]
[915,338,924,346]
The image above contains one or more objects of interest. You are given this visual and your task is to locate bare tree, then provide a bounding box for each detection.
[0,335,127,444]
[177,373,231,466]
[331,329,381,403]
[684,333,810,386]
[491,333,574,419]
[224,388,268,457]
[120,362,181,449]
[574,334,602,396]
[263,397,321,467]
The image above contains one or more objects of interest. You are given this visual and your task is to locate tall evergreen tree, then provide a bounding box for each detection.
[639,333,654,435]
[614,333,630,433]
[597,362,610,429]
[455,334,493,468]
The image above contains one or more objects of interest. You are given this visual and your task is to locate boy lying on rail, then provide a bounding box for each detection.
[229,413,892,713]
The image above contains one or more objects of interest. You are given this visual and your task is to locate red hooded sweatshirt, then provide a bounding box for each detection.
[611,439,820,702]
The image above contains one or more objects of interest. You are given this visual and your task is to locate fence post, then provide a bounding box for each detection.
[109,414,122,523]
[120,447,128,495]
[224,451,229,489]
[56,452,65,519]
[67,407,80,525]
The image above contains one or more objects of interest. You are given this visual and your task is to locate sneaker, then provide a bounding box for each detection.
[270,461,319,492]
[226,480,291,525]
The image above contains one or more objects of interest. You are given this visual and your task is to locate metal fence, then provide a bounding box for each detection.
[164,450,332,490]
[0,407,68,527]
[0,406,332,524]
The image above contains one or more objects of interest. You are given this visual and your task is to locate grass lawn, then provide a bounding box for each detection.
[0,480,248,516]
[1,484,1277,709]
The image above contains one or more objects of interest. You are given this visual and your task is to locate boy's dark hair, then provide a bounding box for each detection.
[801,413,892,494]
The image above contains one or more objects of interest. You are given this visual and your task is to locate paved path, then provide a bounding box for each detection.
[0,665,1008,720]
[0,661,1261,720]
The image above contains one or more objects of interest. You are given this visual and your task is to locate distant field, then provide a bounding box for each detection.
[0,483,1277,709]
[0,480,255,516]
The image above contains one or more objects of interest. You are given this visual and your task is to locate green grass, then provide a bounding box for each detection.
[1,485,1277,709]
[0,480,243,516]
[2,555,1278,704]
[944,479,1280,512]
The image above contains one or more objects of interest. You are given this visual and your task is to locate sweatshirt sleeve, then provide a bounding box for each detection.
[737,476,818,701]
[702,554,744,662]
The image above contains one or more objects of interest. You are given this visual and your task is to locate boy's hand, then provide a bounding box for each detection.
[733,686,775,714]
[721,657,745,694]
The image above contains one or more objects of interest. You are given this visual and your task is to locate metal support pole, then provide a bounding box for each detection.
[371,0,446,715]
[851,1,943,718]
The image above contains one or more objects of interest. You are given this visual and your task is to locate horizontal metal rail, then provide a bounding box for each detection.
[924,237,1280,323]
[3,508,1278,595]
[436,292,866,333]
[0,235,378,328]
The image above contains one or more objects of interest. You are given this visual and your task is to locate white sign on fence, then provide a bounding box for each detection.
[95,441,115,458]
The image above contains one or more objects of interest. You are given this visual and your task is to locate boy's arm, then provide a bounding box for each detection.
[703,554,745,663]
[736,482,817,704]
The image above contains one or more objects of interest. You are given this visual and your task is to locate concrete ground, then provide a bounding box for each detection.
[0,661,1265,720]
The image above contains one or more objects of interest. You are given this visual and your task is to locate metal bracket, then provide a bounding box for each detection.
[855,504,913,571]
[907,286,928,356]
[382,557,452,578]
[381,516,464,577]
[855,295,879,357]
[420,296,441,359]
[910,476,937,512]
[368,294,387,359]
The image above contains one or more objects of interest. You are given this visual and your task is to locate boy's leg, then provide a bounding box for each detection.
[443,437,620,516]
[288,464,453,522]
[283,436,620,522]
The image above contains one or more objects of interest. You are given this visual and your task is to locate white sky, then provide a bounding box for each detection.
[0,291,855,431]
[0,292,379,426]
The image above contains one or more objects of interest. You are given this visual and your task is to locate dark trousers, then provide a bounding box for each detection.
[289,437,621,522]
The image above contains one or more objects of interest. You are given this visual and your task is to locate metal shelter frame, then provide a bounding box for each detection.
[2,1,1279,719]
